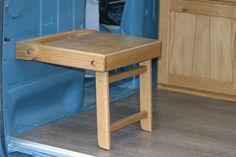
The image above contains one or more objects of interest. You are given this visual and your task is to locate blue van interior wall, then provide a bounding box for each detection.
[1,0,6,156]
[1,0,158,155]
[2,0,86,155]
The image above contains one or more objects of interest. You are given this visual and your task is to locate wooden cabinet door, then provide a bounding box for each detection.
[158,0,236,101]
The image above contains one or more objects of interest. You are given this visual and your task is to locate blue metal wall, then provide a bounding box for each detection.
[121,0,158,85]
[0,0,7,156]
[121,0,158,38]
[2,0,86,154]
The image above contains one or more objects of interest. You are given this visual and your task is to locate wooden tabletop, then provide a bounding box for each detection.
[16,30,161,72]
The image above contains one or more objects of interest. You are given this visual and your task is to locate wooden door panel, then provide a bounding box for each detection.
[210,17,234,82]
[158,0,236,101]
[169,12,234,84]
[169,12,196,76]
[192,15,211,79]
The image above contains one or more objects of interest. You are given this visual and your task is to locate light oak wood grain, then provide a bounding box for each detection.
[158,0,171,84]
[30,29,95,44]
[192,15,210,79]
[158,0,236,101]
[210,17,233,82]
[140,60,153,132]
[171,0,236,19]
[167,74,236,95]
[110,112,147,132]
[159,84,236,102]
[16,42,106,71]
[16,30,161,72]
[109,66,147,84]
[169,12,196,76]
[96,72,111,150]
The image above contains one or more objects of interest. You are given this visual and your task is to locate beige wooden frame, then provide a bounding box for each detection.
[96,60,152,150]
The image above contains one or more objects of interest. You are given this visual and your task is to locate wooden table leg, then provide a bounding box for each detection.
[95,72,111,150]
[139,60,153,132]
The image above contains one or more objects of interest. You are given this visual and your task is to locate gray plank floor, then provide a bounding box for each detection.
[18,90,236,157]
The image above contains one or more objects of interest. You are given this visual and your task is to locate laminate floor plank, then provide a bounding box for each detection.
[18,90,236,157]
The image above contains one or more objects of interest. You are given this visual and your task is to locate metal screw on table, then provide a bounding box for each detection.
[26,49,32,55]
[91,60,96,66]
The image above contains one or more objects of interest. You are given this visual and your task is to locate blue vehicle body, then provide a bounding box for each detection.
[0,0,158,156]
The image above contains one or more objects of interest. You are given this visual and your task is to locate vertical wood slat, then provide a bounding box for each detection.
[140,60,153,132]
[210,17,233,82]
[169,12,196,76]
[233,21,236,95]
[95,72,111,150]
[192,15,210,79]
[158,0,171,84]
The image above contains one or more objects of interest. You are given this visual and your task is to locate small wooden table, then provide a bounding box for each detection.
[16,29,161,150]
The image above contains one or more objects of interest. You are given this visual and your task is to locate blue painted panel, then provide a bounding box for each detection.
[2,0,86,154]
[0,0,7,156]
[121,0,158,86]
[59,0,74,31]
[41,0,58,35]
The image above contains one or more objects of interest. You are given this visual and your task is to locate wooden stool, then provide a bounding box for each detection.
[16,29,161,150]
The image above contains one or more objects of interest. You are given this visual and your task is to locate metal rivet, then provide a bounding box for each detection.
[26,49,32,55]
[91,60,96,66]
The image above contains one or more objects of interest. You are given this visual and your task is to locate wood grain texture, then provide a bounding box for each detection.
[140,60,153,132]
[159,84,236,102]
[95,72,111,150]
[233,21,236,98]
[30,29,95,44]
[16,30,161,72]
[16,42,106,71]
[158,0,171,83]
[169,12,196,76]
[158,0,236,101]
[109,66,147,84]
[106,42,160,71]
[45,34,160,71]
[168,74,236,95]
[171,0,236,19]
[169,13,234,81]
[192,15,210,79]
[18,90,236,157]
[210,17,233,82]
[111,112,147,132]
